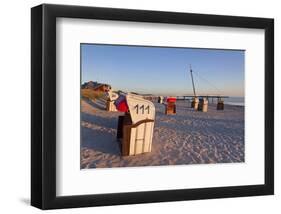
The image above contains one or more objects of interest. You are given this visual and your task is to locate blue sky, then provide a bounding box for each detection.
[81,44,244,97]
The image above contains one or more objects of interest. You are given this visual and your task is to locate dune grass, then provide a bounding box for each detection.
[81,89,104,101]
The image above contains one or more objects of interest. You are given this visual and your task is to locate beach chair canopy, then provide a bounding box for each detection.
[167,97,176,103]
[114,93,155,124]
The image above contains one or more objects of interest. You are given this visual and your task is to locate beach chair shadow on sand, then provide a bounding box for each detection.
[81,112,121,156]
[86,99,106,111]
[81,112,118,129]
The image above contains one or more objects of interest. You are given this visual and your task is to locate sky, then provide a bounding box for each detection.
[81,44,245,97]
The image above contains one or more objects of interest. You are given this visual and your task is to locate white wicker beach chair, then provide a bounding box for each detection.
[116,94,155,156]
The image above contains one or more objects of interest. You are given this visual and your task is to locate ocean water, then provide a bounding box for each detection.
[225,97,244,106]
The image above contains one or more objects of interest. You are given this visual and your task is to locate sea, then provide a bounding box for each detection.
[224,97,244,106]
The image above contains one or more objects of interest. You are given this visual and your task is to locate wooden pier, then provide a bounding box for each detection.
[176,95,229,103]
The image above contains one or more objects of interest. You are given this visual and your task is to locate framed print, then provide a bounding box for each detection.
[31,4,274,209]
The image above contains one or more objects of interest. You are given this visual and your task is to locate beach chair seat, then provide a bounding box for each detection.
[165,97,176,115]
[198,98,208,112]
[191,97,199,110]
[105,90,119,111]
[158,96,164,104]
[217,99,224,110]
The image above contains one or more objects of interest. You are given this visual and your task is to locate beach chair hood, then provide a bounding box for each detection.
[125,94,155,124]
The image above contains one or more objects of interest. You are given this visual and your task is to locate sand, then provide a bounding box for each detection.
[81,98,244,169]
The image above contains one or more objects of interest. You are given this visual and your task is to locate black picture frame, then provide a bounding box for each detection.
[31,4,274,210]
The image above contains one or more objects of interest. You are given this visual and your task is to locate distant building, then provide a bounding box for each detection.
[81,81,111,92]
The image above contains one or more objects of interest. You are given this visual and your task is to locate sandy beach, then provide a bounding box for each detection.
[81,98,244,169]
